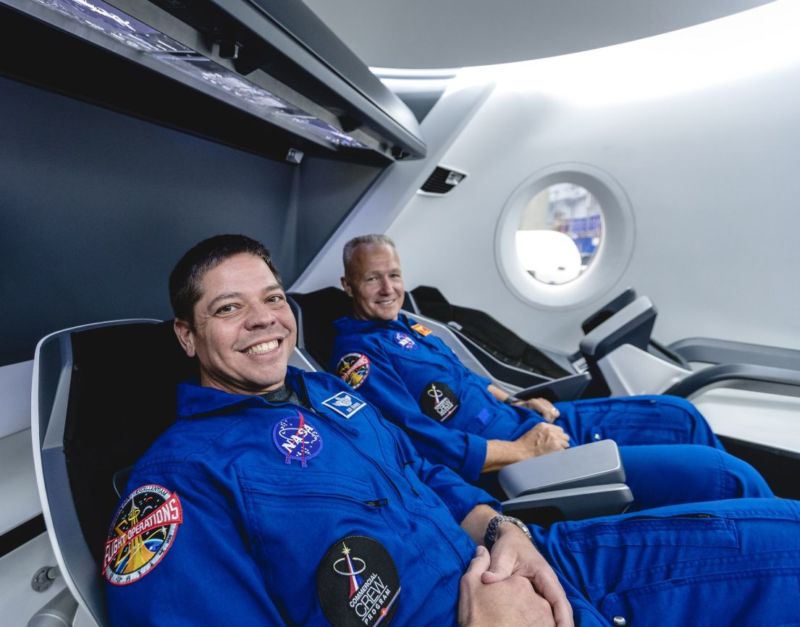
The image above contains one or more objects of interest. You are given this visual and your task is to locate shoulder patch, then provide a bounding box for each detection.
[337,353,371,389]
[104,484,183,586]
[322,391,367,419]
[410,323,432,336]
[317,535,401,626]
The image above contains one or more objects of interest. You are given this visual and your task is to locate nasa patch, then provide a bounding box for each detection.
[103,484,183,586]
[410,322,432,337]
[393,332,417,351]
[317,535,401,627]
[273,412,323,467]
[337,353,371,389]
[419,381,459,422]
[322,391,367,419]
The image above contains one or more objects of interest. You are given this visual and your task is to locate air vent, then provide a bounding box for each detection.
[420,166,467,194]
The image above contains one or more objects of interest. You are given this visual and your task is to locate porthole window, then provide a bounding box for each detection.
[495,163,634,309]
[516,183,604,285]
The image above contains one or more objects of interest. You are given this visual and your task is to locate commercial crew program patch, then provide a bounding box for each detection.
[337,353,371,389]
[103,484,183,586]
[317,535,401,626]
[419,381,459,422]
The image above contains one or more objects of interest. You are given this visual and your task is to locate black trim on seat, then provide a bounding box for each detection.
[0,514,46,559]
[410,285,571,380]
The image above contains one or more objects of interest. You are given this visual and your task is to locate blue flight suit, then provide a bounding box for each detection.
[330,315,772,508]
[104,369,800,626]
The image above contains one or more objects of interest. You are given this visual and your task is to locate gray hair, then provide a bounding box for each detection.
[342,234,397,275]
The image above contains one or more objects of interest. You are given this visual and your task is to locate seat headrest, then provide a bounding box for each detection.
[289,288,353,369]
[64,320,196,564]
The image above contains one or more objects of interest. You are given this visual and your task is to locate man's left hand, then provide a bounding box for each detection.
[519,398,560,422]
[482,524,574,627]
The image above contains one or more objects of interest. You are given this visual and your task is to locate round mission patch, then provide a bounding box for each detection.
[419,381,459,422]
[337,353,371,389]
[272,411,323,466]
[317,535,401,626]
[103,484,183,586]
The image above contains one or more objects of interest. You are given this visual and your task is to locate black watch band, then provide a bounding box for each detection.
[484,514,532,550]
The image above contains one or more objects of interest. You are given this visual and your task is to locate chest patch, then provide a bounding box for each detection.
[418,381,459,422]
[322,391,367,419]
[393,332,417,350]
[272,412,323,466]
[103,484,183,586]
[317,535,401,626]
[337,352,371,389]
[410,322,432,336]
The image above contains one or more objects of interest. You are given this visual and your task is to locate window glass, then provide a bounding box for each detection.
[515,183,603,284]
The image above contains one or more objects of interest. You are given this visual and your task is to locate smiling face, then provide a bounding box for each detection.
[174,253,297,395]
[342,242,404,321]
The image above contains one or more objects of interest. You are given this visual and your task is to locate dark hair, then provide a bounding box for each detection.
[169,234,281,325]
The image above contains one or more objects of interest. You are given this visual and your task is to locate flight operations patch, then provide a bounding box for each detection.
[317,535,401,626]
[337,353,371,389]
[103,484,183,586]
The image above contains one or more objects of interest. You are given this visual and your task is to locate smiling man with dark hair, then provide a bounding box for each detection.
[105,234,800,627]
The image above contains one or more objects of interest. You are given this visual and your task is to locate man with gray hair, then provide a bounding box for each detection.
[330,234,771,508]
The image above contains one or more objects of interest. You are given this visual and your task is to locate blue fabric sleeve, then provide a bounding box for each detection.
[106,463,286,626]
[390,424,499,523]
[335,339,488,481]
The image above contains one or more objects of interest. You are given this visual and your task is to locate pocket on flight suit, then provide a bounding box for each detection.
[562,510,800,627]
[579,399,692,445]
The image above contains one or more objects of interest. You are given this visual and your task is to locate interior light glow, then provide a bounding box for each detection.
[478,0,800,107]
[30,0,367,148]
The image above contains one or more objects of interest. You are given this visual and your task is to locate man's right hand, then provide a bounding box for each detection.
[483,423,569,471]
[458,545,556,627]
[514,422,570,459]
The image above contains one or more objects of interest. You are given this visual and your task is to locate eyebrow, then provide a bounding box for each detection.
[206,283,283,310]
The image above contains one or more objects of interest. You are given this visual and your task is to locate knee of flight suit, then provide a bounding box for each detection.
[555,395,725,450]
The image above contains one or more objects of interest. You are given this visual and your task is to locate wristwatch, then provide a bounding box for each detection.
[484,514,532,550]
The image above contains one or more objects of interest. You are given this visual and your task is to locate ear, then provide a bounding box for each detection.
[340,275,353,298]
[173,318,197,357]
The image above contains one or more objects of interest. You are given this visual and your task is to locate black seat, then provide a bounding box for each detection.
[410,285,574,386]
[33,319,196,625]
[288,287,353,370]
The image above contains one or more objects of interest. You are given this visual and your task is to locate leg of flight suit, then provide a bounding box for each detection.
[619,445,773,510]
[532,498,800,627]
[554,395,724,450]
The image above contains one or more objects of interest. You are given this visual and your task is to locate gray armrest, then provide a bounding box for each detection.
[502,483,632,521]
[669,337,800,370]
[663,363,800,399]
[498,440,625,499]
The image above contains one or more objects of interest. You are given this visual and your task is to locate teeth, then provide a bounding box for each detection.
[245,340,279,355]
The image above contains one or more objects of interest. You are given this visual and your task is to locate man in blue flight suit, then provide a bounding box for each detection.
[331,234,772,509]
[105,234,800,626]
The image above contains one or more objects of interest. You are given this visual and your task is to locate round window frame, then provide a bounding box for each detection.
[495,163,635,310]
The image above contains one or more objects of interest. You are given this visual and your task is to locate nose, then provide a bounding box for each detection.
[244,301,277,330]
[378,276,392,293]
